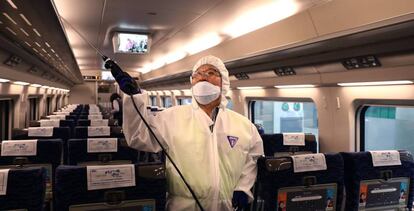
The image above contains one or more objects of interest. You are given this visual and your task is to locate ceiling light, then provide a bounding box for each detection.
[136,66,151,73]
[184,33,222,55]
[41,85,50,88]
[34,42,41,47]
[3,13,17,25]
[5,27,17,35]
[33,28,41,37]
[41,48,47,53]
[32,48,38,52]
[236,86,264,90]
[223,0,299,38]
[51,49,55,53]
[0,78,10,83]
[6,0,18,9]
[274,84,315,88]
[20,28,29,36]
[337,81,413,87]
[164,51,186,64]
[13,81,29,85]
[150,60,165,70]
[45,42,50,47]
[24,41,31,46]
[19,14,32,26]
[171,90,181,95]
[30,84,42,87]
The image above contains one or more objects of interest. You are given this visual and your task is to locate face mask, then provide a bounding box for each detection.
[192,81,221,105]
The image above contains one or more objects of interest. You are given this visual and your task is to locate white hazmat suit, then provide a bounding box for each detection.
[123,55,264,210]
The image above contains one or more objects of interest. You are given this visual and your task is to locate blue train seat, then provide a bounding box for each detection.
[255,153,344,211]
[55,164,166,211]
[74,126,124,139]
[76,119,109,127]
[0,139,62,207]
[341,150,414,210]
[0,167,47,211]
[12,127,71,162]
[67,138,138,165]
[261,133,318,157]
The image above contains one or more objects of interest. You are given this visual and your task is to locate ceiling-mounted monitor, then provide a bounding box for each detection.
[113,32,150,54]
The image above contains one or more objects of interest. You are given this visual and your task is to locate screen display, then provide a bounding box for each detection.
[359,178,409,210]
[277,183,337,211]
[114,32,149,54]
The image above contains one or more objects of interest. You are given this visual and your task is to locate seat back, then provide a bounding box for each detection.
[60,120,75,129]
[256,153,344,211]
[55,164,166,211]
[261,133,317,157]
[29,120,41,127]
[65,115,78,121]
[0,139,62,206]
[0,167,47,211]
[13,127,71,164]
[341,150,414,210]
[76,119,90,126]
[13,127,71,141]
[74,126,124,139]
[67,138,138,165]
[77,119,109,127]
[77,115,88,120]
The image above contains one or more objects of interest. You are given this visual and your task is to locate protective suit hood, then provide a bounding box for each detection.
[190,55,230,108]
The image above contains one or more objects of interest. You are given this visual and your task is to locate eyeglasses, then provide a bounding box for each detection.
[191,69,221,79]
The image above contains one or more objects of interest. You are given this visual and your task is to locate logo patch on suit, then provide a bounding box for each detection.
[227,136,239,148]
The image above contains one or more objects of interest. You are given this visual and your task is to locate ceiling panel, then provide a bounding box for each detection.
[54,0,222,72]
[54,0,327,75]
[0,0,83,85]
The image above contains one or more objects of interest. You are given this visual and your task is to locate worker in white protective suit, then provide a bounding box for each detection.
[122,55,264,211]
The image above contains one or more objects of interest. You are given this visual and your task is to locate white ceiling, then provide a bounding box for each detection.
[53,0,327,77]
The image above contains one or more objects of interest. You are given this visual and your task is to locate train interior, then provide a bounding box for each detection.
[1,0,414,210]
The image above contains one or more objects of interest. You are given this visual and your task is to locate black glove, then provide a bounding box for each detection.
[232,191,249,210]
[114,71,141,95]
[103,56,141,95]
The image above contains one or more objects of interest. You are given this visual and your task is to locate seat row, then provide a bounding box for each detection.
[3,130,411,211]
[1,104,166,210]
[0,138,166,211]
[0,165,165,211]
[47,104,109,122]
[254,133,414,211]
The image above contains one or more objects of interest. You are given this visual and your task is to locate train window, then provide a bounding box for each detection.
[226,98,233,110]
[177,98,192,105]
[46,96,52,115]
[150,96,157,106]
[162,96,172,108]
[360,105,414,154]
[29,97,38,121]
[251,100,318,137]
[55,96,60,111]
[0,99,13,141]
